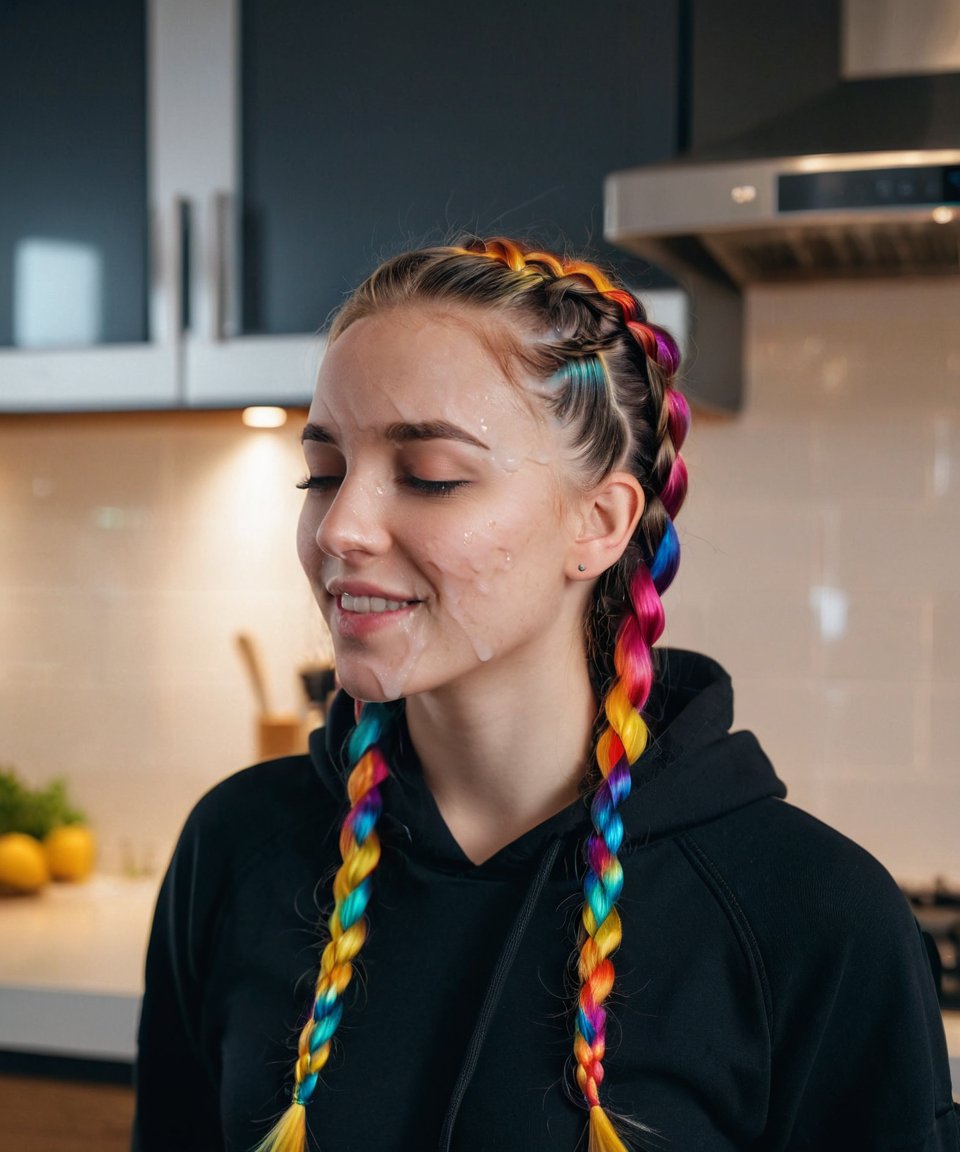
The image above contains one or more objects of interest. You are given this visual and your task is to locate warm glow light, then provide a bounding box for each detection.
[730,184,757,205]
[242,406,288,429]
[932,206,955,225]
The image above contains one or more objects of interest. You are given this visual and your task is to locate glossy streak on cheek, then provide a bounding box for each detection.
[422,518,524,664]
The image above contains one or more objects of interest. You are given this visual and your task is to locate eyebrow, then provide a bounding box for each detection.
[301,420,489,450]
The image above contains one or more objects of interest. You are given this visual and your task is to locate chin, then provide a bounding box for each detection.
[333,663,412,706]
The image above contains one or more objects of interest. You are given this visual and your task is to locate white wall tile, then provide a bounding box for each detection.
[705,591,816,679]
[931,594,960,683]
[746,280,960,415]
[730,676,826,778]
[684,411,818,505]
[931,412,960,502]
[679,502,821,593]
[929,685,960,784]
[812,413,932,505]
[813,592,928,682]
[807,778,960,887]
[823,505,960,597]
[819,680,921,778]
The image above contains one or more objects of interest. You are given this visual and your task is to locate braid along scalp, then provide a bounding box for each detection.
[548,255,688,1152]
[266,238,689,1152]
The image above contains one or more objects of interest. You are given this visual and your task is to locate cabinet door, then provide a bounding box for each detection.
[152,0,320,408]
[4,0,680,412]
[238,0,680,337]
[0,0,181,412]
[172,0,680,409]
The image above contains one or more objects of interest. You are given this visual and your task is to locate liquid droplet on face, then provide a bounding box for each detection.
[493,453,521,473]
[368,615,428,701]
[463,530,474,546]
[431,564,496,664]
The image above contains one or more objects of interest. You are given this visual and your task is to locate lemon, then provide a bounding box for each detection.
[43,824,96,882]
[0,832,49,893]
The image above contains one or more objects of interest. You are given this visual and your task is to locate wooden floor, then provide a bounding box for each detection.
[0,1074,134,1152]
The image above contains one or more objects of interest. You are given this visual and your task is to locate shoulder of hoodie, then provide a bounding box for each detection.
[172,749,344,887]
[676,792,920,979]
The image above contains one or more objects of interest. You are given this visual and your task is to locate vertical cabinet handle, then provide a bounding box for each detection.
[178,197,193,336]
[150,194,236,346]
[212,191,237,341]
[148,195,190,345]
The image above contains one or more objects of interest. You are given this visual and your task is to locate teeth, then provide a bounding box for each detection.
[341,593,411,614]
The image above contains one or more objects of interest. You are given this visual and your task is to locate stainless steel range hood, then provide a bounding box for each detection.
[604,1,960,412]
[607,151,960,287]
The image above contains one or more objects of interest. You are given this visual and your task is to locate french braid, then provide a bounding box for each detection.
[264,239,688,1152]
[254,703,391,1152]
[560,265,689,1152]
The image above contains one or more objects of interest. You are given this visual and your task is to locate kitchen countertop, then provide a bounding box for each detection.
[1,874,959,1090]
[0,874,159,1062]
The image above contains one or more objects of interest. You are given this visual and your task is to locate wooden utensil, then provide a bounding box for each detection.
[235,633,305,759]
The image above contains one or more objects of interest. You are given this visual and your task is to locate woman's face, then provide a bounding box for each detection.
[296,305,591,703]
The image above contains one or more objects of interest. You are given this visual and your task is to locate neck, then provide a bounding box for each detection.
[404,650,598,865]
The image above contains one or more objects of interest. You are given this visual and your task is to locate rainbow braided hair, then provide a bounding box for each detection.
[263,238,689,1152]
[559,271,689,1152]
[254,702,391,1152]
[458,245,690,1147]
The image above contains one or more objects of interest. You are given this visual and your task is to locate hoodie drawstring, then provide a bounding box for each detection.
[438,834,564,1151]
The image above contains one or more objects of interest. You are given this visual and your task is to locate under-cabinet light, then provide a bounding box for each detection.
[242,406,288,429]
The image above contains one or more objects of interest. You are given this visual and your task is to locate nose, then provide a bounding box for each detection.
[313,474,392,559]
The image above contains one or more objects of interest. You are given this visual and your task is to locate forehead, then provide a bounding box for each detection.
[312,305,536,427]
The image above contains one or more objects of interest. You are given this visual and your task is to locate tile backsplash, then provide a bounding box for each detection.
[1,277,958,884]
[0,409,326,875]
[663,278,960,885]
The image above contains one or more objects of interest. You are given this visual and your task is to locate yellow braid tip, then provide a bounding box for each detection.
[588,1104,632,1152]
[252,1099,307,1152]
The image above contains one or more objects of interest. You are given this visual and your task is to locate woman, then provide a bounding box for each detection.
[134,239,957,1151]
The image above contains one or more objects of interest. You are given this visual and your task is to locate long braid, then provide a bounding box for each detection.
[267,238,689,1152]
[444,241,691,1147]
[559,268,689,1151]
[255,703,391,1152]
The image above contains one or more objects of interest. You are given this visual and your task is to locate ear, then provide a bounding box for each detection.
[566,471,644,580]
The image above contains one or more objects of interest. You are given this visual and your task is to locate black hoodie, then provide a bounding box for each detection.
[134,650,959,1151]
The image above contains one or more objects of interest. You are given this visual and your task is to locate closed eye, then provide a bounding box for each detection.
[296,475,342,492]
[400,475,469,497]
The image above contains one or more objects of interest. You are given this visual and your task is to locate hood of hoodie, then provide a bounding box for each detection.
[308,648,787,867]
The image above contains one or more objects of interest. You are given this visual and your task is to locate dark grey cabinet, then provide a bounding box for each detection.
[1,0,681,411]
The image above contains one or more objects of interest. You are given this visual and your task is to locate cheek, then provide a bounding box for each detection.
[423,515,523,590]
[419,512,553,656]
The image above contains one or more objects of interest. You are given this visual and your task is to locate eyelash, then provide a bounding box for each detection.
[401,476,467,497]
[296,474,468,498]
[296,475,339,492]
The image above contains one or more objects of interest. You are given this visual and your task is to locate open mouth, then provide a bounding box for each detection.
[339,593,416,614]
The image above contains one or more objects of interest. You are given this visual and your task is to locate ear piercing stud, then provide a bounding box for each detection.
[577,564,586,572]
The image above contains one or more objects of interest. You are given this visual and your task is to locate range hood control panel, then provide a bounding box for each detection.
[779,164,960,213]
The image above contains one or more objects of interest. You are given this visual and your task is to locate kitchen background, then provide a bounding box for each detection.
[1,0,959,1142]
[2,0,957,885]
[3,274,960,883]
